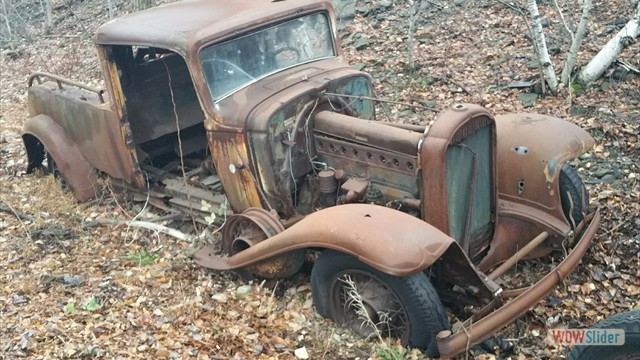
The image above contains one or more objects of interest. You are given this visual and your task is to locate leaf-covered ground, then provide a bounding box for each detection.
[1,0,639,359]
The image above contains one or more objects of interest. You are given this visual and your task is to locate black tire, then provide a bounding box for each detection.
[568,310,640,360]
[46,151,67,190]
[311,250,450,357]
[559,164,588,228]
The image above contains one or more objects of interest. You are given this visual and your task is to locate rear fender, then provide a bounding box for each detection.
[23,114,97,201]
[195,203,458,277]
[495,113,594,221]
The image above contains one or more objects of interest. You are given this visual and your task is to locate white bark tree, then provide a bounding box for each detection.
[134,0,154,11]
[577,1,640,84]
[521,0,639,91]
[527,0,559,93]
[559,0,592,85]
[41,0,52,29]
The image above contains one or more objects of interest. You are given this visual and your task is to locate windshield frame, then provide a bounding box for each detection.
[198,11,337,103]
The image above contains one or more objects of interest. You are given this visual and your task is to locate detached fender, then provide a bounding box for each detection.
[195,203,457,277]
[495,113,594,213]
[23,114,97,201]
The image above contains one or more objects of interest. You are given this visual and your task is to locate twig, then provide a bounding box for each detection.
[616,60,640,74]
[434,76,474,96]
[552,0,575,42]
[141,213,185,223]
[0,199,32,240]
[494,0,525,12]
[81,218,194,242]
[0,204,35,222]
[424,0,444,9]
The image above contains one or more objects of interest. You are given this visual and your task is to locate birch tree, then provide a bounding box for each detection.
[134,0,154,11]
[523,0,640,90]
[577,1,640,84]
[559,0,592,85]
[527,0,559,93]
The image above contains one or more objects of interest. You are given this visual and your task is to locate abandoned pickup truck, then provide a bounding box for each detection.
[22,0,600,357]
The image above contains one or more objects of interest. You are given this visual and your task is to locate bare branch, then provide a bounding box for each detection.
[552,0,574,42]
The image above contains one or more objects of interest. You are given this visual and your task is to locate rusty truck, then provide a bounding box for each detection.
[22,0,600,357]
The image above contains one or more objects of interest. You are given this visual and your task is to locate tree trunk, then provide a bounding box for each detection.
[407,0,418,70]
[578,2,640,85]
[560,0,592,85]
[527,0,559,93]
[134,0,154,11]
[43,0,52,28]
[0,0,12,42]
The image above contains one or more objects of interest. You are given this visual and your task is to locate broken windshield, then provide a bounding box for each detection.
[199,12,335,101]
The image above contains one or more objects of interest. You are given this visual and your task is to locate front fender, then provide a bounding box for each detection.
[194,204,457,277]
[495,113,594,216]
[23,114,97,201]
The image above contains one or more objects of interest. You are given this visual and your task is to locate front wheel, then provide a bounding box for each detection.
[568,310,640,360]
[559,164,588,228]
[310,250,449,357]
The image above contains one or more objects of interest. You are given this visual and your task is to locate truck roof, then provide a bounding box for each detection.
[95,0,334,56]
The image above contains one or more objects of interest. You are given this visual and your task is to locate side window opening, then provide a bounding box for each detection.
[111,45,209,170]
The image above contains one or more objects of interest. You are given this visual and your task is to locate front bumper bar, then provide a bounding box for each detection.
[436,209,601,358]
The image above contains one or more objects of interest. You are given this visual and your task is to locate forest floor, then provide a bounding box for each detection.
[1,0,638,359]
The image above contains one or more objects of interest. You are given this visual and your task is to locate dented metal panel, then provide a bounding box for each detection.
[195,203,457,277]
[205,119,264,213]
[27,83,141,186]
[494,113,595,221]
[23,114,97,201]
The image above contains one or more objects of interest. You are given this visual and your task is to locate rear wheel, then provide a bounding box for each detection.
[559,164,587,228]
[568,310,640,360]
[46,151,67,190]
[311,250,449,357]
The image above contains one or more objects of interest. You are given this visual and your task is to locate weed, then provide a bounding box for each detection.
[341,276,408,360]
[83,297,101,312]
[126,250,157,266]
[63,301,75,315]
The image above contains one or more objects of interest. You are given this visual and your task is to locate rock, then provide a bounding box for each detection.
[453,0,465,6]
[517,93,538,108]
[601,174,617,184]
[377,0,392,10]
[570,107,591,117]
[13,294,27,305]
[211,292,228,302]
[235,285,252,299]
[253,345,263,356]
[593,167,613,178]
[332,0,356,20]
[294,346,309,359]
[354,36,370,50]
[63,276,83,287]
[421,100,437,109]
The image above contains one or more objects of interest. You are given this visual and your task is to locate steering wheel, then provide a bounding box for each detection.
[267,47,301,67]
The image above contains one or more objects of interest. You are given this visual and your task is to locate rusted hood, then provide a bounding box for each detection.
[195,204,457,276]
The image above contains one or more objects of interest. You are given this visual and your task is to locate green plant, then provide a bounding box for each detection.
[63,301,75,315]
[126,250,157,266]
[374,344,408,360]
[81,346,103,359]
[83,297,101,312]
